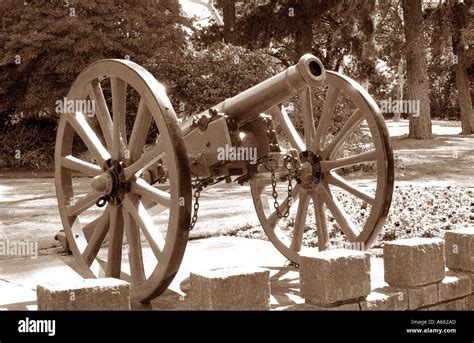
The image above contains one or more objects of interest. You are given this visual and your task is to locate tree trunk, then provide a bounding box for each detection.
[454,49,474,134]
[222,0,235,44]
[402,0,432,139]
[394,59,404,122]
[295,0,313,59]
[360,0,376,94]
[451,2,473,134]
[295,20,312,59]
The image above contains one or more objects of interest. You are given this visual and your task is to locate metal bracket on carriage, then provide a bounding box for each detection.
[141,159,167,185]
[181,108,224,135]
[258,150,300,179]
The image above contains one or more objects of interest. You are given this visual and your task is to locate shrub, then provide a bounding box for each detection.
[147,43,284,117]
[0,116,57,170]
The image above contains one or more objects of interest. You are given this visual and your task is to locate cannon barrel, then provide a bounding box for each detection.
[204,54,325,125]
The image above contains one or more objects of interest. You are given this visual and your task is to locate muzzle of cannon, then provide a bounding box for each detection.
[204,54,325,123]
[54,54,394,301]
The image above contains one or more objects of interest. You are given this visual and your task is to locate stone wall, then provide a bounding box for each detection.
[290,228,474,311]
[36,228,473,311]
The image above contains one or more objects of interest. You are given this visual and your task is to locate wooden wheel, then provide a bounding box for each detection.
[55,59,191,301]
[250,71,394,263]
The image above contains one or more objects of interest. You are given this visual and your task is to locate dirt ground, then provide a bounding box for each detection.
[0,119,472,254]
[387,120,473,185]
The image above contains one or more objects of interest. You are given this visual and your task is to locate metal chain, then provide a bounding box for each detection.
[271,155,294,219]
[189,176,228,231]
[189,179,201,231]
[191,155,294,228]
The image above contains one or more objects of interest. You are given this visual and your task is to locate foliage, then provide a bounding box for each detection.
[233,185,473,252]
[1,0,471,170]
[0,0,189,118]
[425,1,473,120]
[148,43,284,116]
[196,0,472,123]
[0,107,14,131]
[0,116,57,169]
[197,1,396,79]
[0,40,285,169]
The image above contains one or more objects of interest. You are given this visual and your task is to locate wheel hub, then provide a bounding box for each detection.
[92,159,130,206]
[298,150,322,190]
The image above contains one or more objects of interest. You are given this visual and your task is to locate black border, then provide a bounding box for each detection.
[0,310,473,342]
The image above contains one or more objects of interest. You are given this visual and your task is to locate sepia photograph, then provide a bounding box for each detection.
[0,0,473,340]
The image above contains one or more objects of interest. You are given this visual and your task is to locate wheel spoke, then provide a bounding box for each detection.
[312,193,330,251]
[131,178,170,207]
[111,77,127,160]
[325,172,375,206]
[289,191,310,252]
[122,195,164,261]
[141,184,170,215]
[144,202,168,217]
[86,80,113,150]
[320,150,377,172]
[300,87,316,147]
[106,205,124,278]
[122,210,146,285]
[322,109,364,160]
[128,99,152,163]
[268,185,301,229]
[316,184,358,241]
[65,191,102,217]
[71,217,105,276]
[61,155,102,176]
[66,112,111,166]
[313,85,340,153]
[123,143,165,180]
[267,105,305,152]
[82,205,111,266]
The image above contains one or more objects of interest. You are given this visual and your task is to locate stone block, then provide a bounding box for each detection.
[437,274,471,302]
[468,294,474,310]
[37,278,130,310]
[360,287,408,311]
[189,267,270,310]
[384,238,445,287]
[300,249,371,305]
[444,297,469,311]
[445,228,474,272]
[407,283,439,310]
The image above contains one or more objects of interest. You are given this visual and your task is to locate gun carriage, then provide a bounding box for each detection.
[55,54,394,301]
